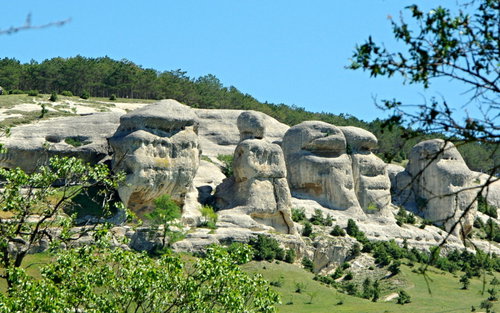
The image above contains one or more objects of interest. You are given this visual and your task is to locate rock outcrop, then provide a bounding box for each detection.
[214,111,296,234]
[340,126,392,214]
[282,121,391,214]
[109,100,200,214]
[194,109,289,156]
[0,112,121,172]
[282,121,360,211]
[394,139,477,236]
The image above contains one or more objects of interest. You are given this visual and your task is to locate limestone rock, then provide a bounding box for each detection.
[473,171,500,209]
[194,109,289,156]
[0,112,121,172]
[282,121,361,212]
[397,139,477,236]
[109,100,200,214]
[214,112,296,234]
[340,126,392,214]
[237,111,266,141]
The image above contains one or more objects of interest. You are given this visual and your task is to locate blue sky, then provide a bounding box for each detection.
[1,0,470,122]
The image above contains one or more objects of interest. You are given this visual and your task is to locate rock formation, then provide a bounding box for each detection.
[282,121,360,211]
[0,112,122,172]
[108,100,200,214]
[340,126,391,213]
[214,111,296,234]
[394,139,477,236]
[282,121,391,214]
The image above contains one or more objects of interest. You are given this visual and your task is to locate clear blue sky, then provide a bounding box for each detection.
[1,0,469,122]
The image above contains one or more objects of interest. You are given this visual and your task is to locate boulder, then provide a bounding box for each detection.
[396,139,477,237]
[109,100,200,214]
[0,112,122,172]
[282,121,361,212]
[194,109,289,156]
[473,171,500,209]
[214,111,296,234]
[340,126,392,214]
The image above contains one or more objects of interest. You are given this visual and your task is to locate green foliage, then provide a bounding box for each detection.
[301,257,314,273]
[284,249,296,264]
[9,89,24,94]
[0,244,280,312]
[249,234,284,262]
[291,208,306,222]
[217,154,233,177]
[200,205,217,229]
[388,260,402,276]
[60,90,73,97]
[460,274,470,290]
[109,93,117,100]
[0,156,124,288]
[49,91,58,102]
[310,209,324,225]
[330,225,346,237]
[144,194,183,250]
[397,290,411,305]
[80,90,90,99]
[27,89,38,96]
[350,243,361,258]
[302,222,313,237]
[396,207,416,226]
[346,219,360,237]
[478,195,498,219]
[64,136,90,147]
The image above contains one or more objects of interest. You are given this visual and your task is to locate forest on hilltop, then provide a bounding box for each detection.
[0,56,496,173]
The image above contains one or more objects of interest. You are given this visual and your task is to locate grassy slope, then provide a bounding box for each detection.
[242,260,499,313]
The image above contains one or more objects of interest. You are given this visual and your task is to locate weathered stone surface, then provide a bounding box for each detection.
[340,126,392,214]
[396,139,477,236]
[214,112,296,234]
[386,164,405,193]
[282,121,361,212]
[0,112,121,172]
[194,109,289,156]
[237,111,266,141]
[109,100,200,214]
[473,171,500,209]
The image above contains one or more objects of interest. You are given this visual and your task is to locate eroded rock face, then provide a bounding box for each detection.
[340,126,392,213]
[0,112,122,172]
[282,121,361,211]
[109,100,200,214]
[396,139,477,236]
[214,111,296,234]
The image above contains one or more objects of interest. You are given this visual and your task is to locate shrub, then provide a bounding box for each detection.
[302,222,313,237]
[310,209,325,225]
[28,90,39,96]
[109,94,117,100]
[346,219,360,237]
[291,208,306,222]
[343,271,354,280]
[330,225,346,236]
[397,290,411,304]
[200,205,217,229]
[331,267,344,279]
[80,90,90,99]
[285,249,296,264]
[49,91,58,102]
[217,154,233,177]
[302,257,314,272]
[9,89,24,94]
[249,234,284,261]
[388,260,401,275]
[60,90,73,97]
[350,243,361,258]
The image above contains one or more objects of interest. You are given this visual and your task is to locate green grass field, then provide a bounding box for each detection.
[242,260,499,313]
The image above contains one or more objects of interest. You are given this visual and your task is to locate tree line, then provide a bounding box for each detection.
[0,55,496,173]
